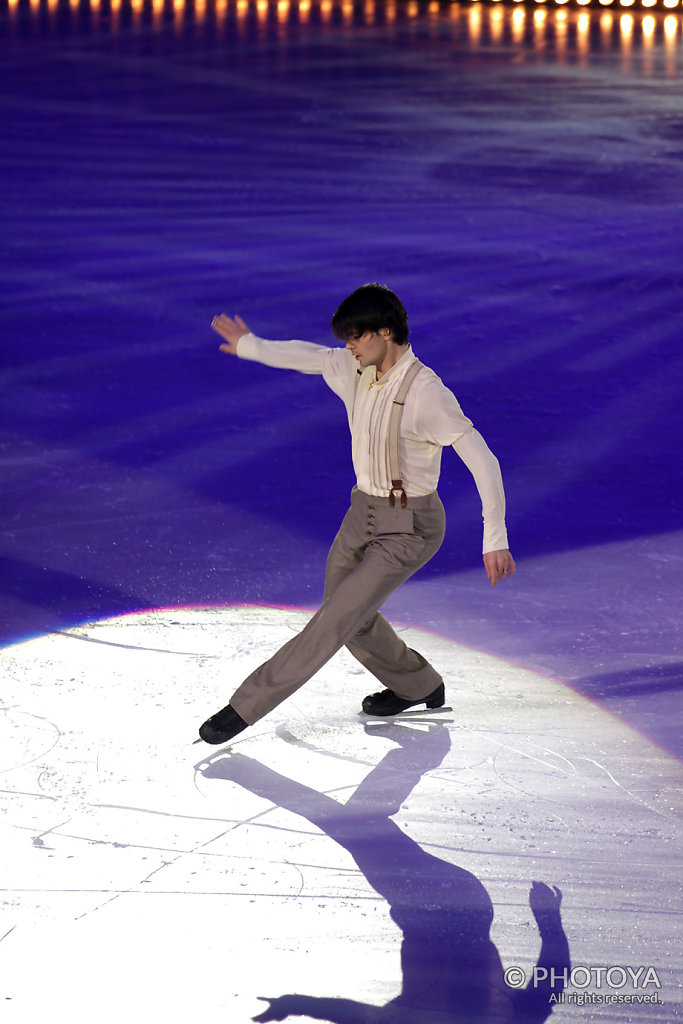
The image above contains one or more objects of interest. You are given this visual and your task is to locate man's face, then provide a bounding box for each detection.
[344,330,391,370]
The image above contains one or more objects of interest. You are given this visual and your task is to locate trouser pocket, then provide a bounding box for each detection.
[372,506,415,535]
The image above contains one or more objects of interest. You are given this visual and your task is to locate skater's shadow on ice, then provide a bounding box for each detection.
[196,722,570,1023]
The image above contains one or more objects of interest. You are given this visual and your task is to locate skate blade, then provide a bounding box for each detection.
[401,705,453,716]
[362,705,454,720]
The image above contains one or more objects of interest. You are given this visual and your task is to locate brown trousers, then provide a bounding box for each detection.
[230,488,446,725]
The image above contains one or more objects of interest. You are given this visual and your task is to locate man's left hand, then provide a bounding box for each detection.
[483,549,516,588]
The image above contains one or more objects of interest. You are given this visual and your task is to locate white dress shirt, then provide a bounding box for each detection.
[236,333,508,553]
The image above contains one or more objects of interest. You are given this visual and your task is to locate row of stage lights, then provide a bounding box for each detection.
[6,0,683,14]
[10,0,681,60]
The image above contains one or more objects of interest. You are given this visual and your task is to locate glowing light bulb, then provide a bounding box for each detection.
[554,5,569,53]
[511,5,525,40]
[490,4,504,40]
[468,3,482,42]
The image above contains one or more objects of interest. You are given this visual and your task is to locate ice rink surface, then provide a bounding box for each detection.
[2,0,682,1020]
[2,607,681,1021]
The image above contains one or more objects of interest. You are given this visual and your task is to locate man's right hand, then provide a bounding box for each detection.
[211,313,251,355]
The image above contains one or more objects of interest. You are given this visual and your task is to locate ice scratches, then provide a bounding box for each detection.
[578,756,669,816]
[283,859,306,899]
[75,852,189,921]
[0,787,58,802]
[487,746,567,802]
[0,708,62,773]
[74,795,307,921]
[10,820,209,858]
[483,737,673,817]
[97,802,328,836]
[545,812,572,835]
[53,628,217,659]
[31,819,71,851]
[96,802,240,823]
[12,814,318,856]
[487,737,577,777]
[235,819,323,839]
[429,753,500,784]
[527,744,578,775]
[275,724,375,766]
[75,770,366,920]
[8,889,383,901]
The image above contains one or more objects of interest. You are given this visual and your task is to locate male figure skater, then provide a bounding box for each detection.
[199,284,515,745]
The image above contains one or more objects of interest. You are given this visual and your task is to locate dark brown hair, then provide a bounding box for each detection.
[331,283,409,346]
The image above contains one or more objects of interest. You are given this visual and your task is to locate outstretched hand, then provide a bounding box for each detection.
[253,996,296,1022]
[529,881,563,935]
[211,313,251,355]
[483,548,516,587]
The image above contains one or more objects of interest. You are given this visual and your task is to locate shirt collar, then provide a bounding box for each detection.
[368,345,415,388]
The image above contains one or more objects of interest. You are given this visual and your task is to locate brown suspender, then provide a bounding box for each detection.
[387,359,423,508]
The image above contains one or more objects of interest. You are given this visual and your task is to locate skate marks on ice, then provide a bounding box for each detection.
[198,722,570,1024]
[0,606,680,1021]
